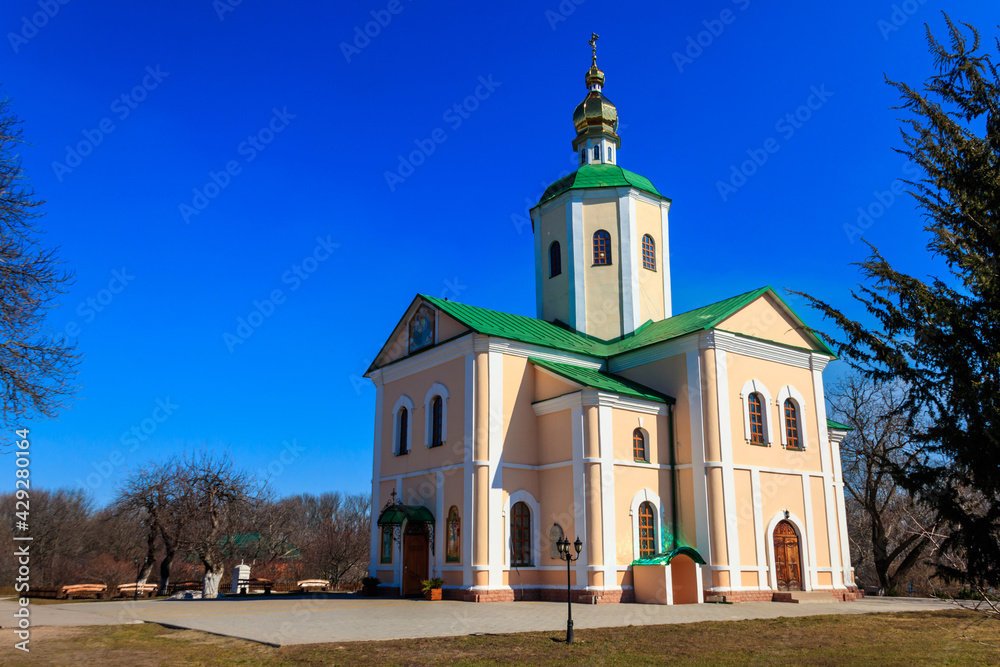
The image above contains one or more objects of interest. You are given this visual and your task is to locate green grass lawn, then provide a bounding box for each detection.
[7,610,999,666]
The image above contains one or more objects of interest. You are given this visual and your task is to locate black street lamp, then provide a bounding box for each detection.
[556,536,583,644]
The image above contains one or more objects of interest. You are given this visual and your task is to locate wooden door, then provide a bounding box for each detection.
[402,528,429,597]
[773,520,802,591]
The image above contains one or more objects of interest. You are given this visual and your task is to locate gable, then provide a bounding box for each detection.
[716,294,823,352]
[369,298,471,371]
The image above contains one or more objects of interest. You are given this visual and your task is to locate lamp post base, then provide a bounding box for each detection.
[566,619,574,644]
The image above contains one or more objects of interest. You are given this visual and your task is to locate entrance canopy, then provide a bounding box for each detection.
[377,504,435,526]
[631,545,706,566]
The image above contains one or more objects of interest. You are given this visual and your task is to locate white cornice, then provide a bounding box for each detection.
[375,334,475,385]
[611,330,832,374]
[532,391,582,416]
[608,333,701,373]
[532,184,667,218]
[485,338,603,370]
[580,389,668,415]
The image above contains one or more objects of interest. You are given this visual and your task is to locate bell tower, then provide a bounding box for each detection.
[530,35,672,341]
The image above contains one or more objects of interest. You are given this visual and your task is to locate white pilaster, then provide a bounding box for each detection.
[571,405,588,587]
[750,469,767,586]
[686,350,711,563]
[567,196,586,334]
[436,471,445,574]
[597,405,617,589]
[801,473,818,590]
[369,380,384,576]
[660,202,672,318]
[488,351,504,588]
[713,348,741,587]
[533,209,544,319]
[617,188,640,334]
[812,365,842,588]
[463,353,475,586]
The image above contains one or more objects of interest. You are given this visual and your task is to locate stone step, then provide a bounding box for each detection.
[772,591,840,604]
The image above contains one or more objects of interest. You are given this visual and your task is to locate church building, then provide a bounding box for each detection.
[366,37,859,604]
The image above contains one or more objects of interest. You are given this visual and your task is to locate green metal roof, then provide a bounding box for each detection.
[379,287,834,373]
[529,357,675,405]
[537,163,668,205]
[631,546,706,566]
[377,504,435,526]
[421,294,607,357]
[826,418,855,431]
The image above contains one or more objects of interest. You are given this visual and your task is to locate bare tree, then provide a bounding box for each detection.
[284,492,370,585]
[0,96,77,424]
[829,374,938,592]
[0,488,92,586]
[178,450,265,598]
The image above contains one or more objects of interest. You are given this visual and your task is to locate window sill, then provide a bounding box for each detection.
[591,263,613,267]
[634,458,649,464]
[429,443,444,448]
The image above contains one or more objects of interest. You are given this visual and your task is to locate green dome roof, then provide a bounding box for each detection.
[537,163,668,206]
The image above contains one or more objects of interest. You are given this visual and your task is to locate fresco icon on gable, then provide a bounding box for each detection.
[408,304,435,353]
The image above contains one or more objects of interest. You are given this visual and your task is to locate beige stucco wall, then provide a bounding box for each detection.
[810,476,831,568]
[540,203,569,326]
[437,312,468,342]
[723,352,823,473]
[582,197,622,340]
[635,198,665,325]
[533,367,579,402]
[610,407,667,463]
[379,355,467,479]
[535,411,573,466]
[733,469,758,568]
[612,464,675,565]
[503,357,538,466]
[717,294,819,350]
[615,354,691,464]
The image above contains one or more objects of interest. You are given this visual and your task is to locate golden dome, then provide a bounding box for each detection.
[573,90,618,135]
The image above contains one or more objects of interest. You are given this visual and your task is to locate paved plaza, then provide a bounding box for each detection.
[0,595,956,646]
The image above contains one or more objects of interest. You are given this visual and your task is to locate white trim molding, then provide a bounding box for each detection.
[423,382,451,447]
[391,394,415,456]
[504,489,542,568]
[739,379,774,445]
[776,385,809,450]
[629,488,663,561]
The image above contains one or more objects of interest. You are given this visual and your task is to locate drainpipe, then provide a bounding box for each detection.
[668,403,679,552]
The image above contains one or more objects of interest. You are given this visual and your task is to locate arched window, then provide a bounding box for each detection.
[633,428,647,462]
[638,501,656,557]
[510,502,531,566]
[748,393,764,445]
[593,230,612,265]
[642,234,655,270]
[446,506,461,562]
[549,241,562,278]
[397,408,409,454]
[784,399,800,450]
[430,396,443,447]
[580,149,586,165]
[593,145,601,161]
[607,146,613,162]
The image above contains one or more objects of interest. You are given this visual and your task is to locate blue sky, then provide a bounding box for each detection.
[3,0,995,507]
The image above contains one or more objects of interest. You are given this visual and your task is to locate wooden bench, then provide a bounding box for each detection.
[60,584,108,600]
[296,579,330,593]
[169,581,204,594]
[116,583,158,598]
[235,577,273,595]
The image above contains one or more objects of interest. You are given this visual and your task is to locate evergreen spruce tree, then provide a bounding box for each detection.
[796,16,999,589]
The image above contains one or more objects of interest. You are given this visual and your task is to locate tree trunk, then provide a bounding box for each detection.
[202,567,224,599]
[157,547,175,596]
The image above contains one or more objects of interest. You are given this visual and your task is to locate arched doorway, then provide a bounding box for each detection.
[402,522,429,597]
[773,520,802,591]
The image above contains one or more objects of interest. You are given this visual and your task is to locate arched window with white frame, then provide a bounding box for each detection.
[423,383,450,448]
[777,385,809,450]
[392,395,414,456]
[740,379,774,446]
[630,489,663,560]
